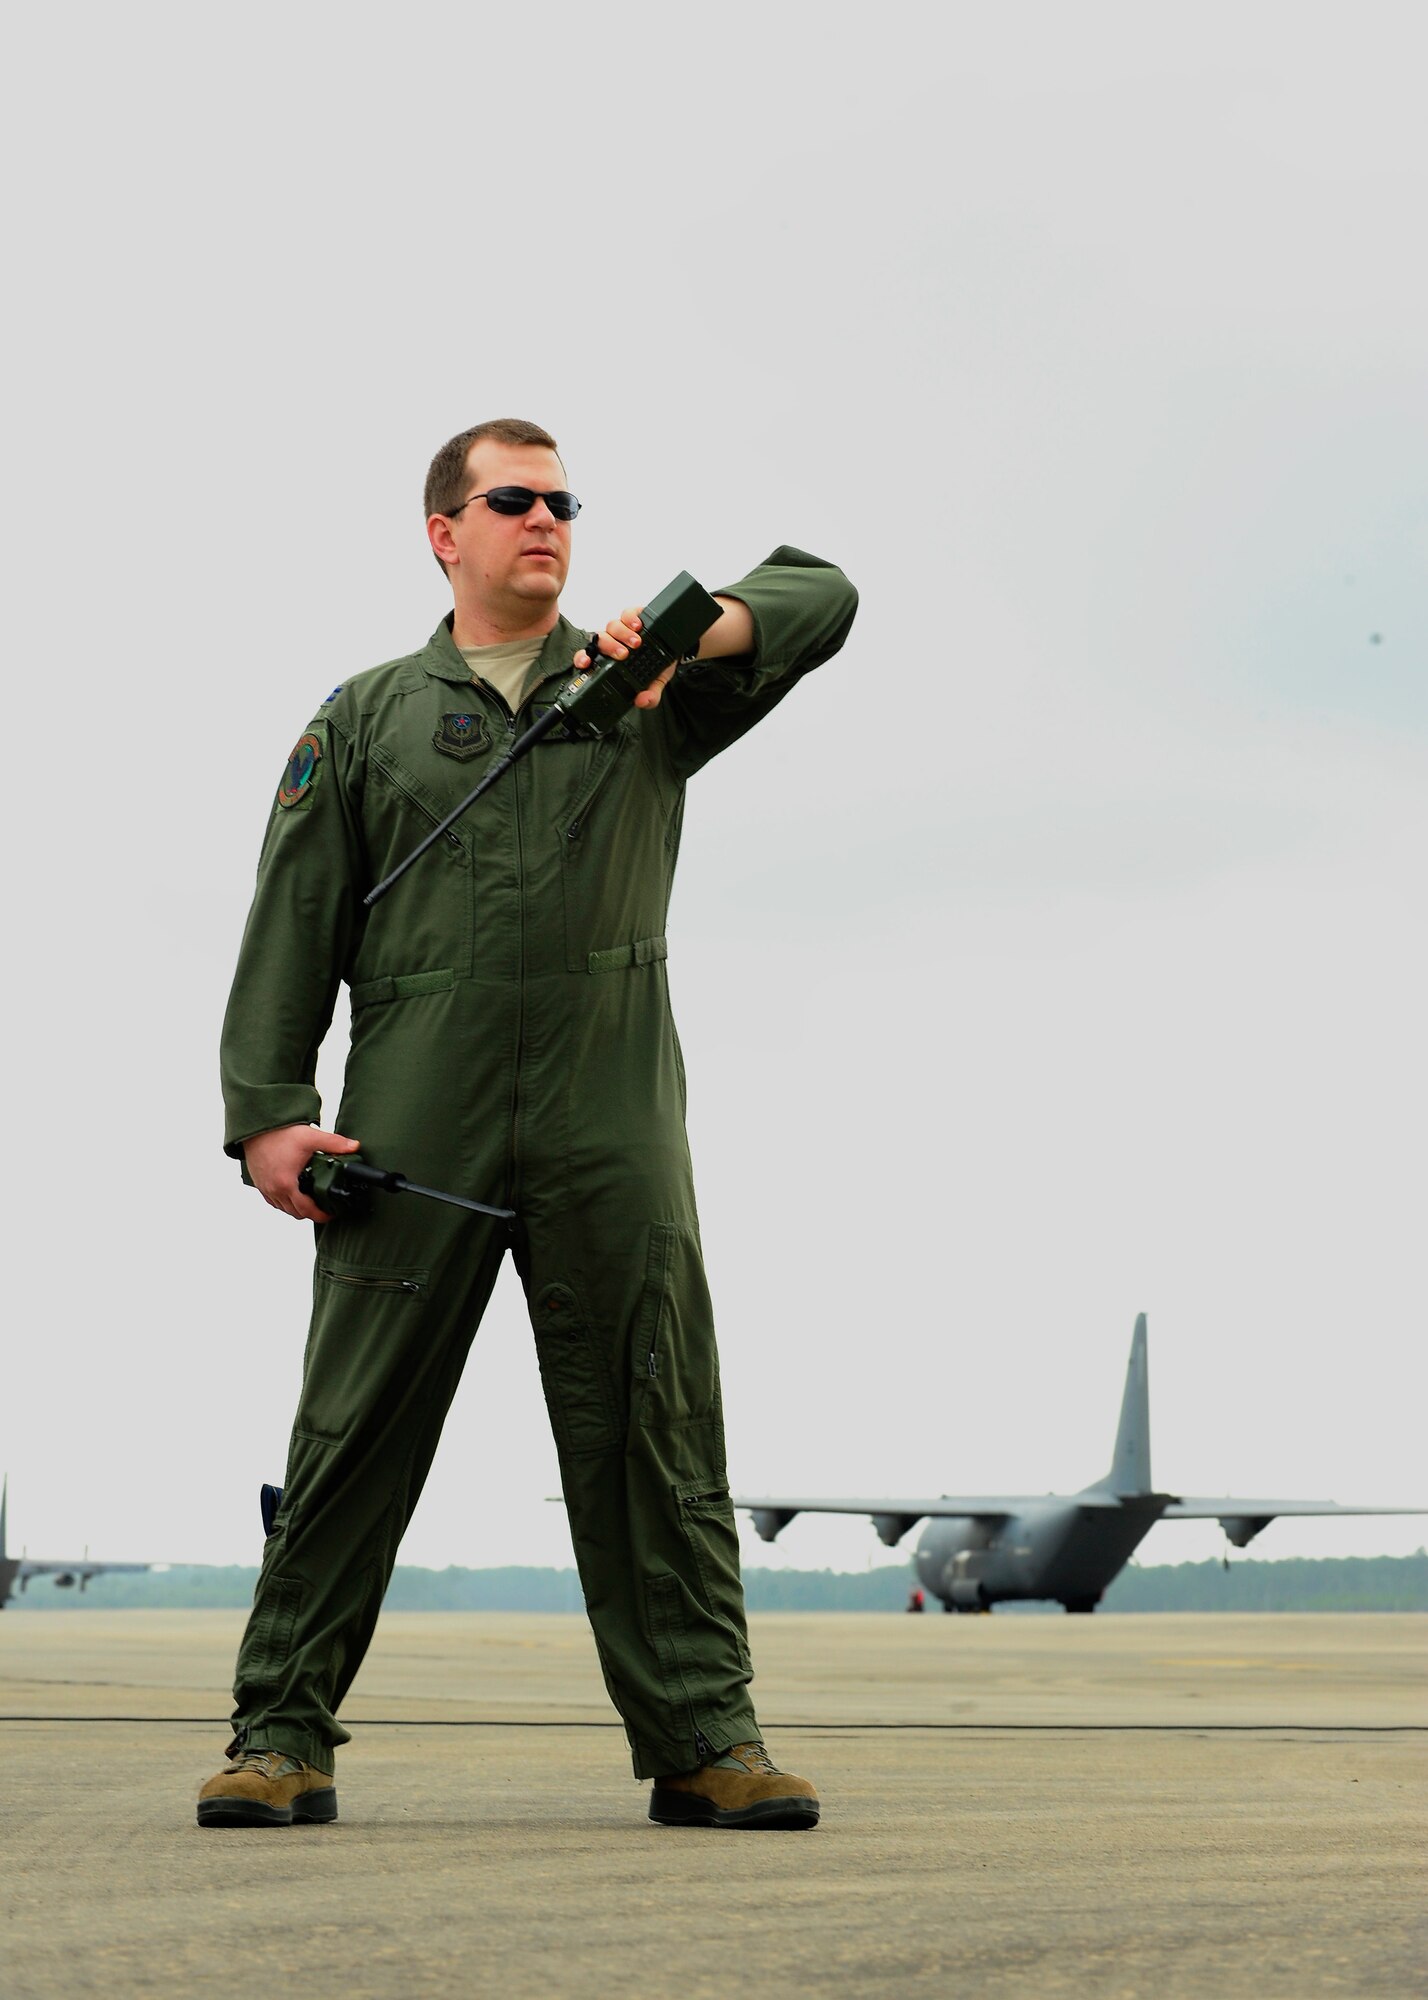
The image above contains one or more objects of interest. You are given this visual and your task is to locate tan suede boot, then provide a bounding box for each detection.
[649,1742,819,1829]
[196,1748,337,1828]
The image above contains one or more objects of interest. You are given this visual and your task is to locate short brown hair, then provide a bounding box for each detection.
[424,418,561,574]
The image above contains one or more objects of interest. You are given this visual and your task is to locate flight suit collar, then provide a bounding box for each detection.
[421,612,589,690]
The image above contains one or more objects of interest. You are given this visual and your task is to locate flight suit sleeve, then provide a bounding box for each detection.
[654,545,858,780]
[219,714,366,1156]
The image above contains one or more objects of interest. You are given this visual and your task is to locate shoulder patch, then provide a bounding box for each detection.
[276,725,326,810]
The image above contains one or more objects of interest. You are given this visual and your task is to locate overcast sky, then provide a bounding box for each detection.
[4,4,1424,1584]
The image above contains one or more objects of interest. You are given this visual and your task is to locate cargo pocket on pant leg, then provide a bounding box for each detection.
[675,1479,751,1674]
[241,1576,304,1688]
[636,1225,721,1430]
[645,1570,710,1745]
[532,1282,623,1456]
[300,1259,429,1441]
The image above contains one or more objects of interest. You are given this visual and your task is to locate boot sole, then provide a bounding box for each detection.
[196,1788,338,1829]
[648,1789,819,1831]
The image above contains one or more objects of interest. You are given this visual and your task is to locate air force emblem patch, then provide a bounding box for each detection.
[276,727,325,810]
[434,711,491,760]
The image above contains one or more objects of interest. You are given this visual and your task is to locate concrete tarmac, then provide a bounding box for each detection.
[3,1611,1424,1998]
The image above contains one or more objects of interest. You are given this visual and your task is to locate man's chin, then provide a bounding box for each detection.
[511,569,565,600]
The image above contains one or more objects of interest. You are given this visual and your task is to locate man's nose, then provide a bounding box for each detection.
[526,495,557,528]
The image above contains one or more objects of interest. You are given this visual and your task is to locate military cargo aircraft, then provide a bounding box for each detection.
[0,1478,154,1607]
[737,1316,1424,1612]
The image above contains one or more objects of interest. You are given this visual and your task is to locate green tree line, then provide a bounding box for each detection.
[8,1551,1425,1612]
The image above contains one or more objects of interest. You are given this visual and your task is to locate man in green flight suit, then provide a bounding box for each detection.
[199,418,857,1831]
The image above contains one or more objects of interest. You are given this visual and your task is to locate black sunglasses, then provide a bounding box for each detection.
[448,486,582,521]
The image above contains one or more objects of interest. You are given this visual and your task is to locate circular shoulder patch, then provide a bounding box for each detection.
[277,732,323,808]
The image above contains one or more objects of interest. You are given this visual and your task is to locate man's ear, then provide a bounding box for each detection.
[427,514,458,568]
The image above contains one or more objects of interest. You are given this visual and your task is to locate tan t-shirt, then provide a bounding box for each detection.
[458,638,548,714]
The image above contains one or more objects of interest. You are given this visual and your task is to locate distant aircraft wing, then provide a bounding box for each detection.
[1164,1498,1425,1517]
[17,1559,153,1583]
[734,1493,1119,1547]
[1161,1498,1427,1548]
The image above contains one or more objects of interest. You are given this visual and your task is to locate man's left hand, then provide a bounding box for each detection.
[575,593,755,709]
[574,607,674,709]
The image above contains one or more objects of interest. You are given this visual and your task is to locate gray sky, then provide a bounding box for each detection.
[4,3,1424,1579]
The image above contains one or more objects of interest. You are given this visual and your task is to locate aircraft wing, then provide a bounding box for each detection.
[17,1560,153,1581]
[735,1493,1120,1547]
[1163,1498,1426,1519]
[737,1495,1121,1518]
[1161,1497,1427,1548]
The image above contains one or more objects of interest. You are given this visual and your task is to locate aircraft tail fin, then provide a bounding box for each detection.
[1108,1315,1152,1495]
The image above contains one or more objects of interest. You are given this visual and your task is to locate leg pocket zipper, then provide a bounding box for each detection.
[319,1270,425,1297]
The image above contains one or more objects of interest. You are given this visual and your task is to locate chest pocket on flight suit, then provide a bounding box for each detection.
[559,729,667,974]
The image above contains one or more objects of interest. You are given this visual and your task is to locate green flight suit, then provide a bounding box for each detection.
[220,546,857,1778]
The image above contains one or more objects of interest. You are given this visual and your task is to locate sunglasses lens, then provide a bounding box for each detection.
[479,487,581,520]
[484,487,536,515]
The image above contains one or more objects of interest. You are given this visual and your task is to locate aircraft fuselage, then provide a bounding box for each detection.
[914,1494,1170,1611]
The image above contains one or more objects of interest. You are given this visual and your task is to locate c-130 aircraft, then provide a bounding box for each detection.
[736,1316,1424,1612]
[0,1477,154,1607]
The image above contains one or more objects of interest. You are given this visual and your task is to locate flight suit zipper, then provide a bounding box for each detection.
[323,1272,422,1296]
[495,661,599,1204]
[640,1226,673,1383]
[564,732,628,844]
[506,703,526,1207]
[459,678,525,1208]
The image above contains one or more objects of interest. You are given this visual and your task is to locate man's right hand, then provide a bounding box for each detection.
[243,1124,361,1223]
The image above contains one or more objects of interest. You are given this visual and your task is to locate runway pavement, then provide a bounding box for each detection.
[3,1611,1424,1998]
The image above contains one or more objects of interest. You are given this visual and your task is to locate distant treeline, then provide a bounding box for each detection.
[1101,1551,1427,1613]
[8,1552,1425,1613]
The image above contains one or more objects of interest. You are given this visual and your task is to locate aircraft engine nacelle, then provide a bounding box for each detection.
[53,1572,76,1588]
[1219,1515,1272,1549]
[871,1513,919,1548]
[750,1509,798,1544]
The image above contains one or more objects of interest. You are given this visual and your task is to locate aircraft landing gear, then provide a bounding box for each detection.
[1062,1597,1099,1614]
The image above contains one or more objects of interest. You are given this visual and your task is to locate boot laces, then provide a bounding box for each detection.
[730,1742,778,1774]
[227,1749,299,1778]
